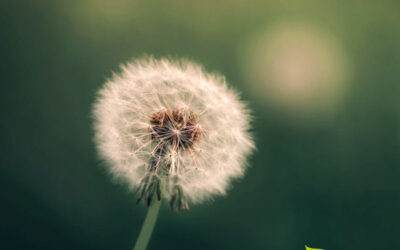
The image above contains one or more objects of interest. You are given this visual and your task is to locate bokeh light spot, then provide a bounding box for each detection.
[240,22,350,118]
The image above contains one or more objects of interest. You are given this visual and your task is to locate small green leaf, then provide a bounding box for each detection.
[305,245,324,250]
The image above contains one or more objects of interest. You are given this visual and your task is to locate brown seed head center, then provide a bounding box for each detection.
[150,109,201,150]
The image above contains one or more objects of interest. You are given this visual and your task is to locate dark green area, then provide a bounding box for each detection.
[1,1,399,249]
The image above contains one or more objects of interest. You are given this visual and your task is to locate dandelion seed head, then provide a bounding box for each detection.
[93,57,254,209]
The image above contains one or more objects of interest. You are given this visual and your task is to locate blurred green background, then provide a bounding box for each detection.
[1,0,399,249]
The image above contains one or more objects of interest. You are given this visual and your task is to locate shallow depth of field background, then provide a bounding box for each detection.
[1,1,399,249]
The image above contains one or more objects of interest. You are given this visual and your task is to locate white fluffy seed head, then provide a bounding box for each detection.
[93,57,254,206]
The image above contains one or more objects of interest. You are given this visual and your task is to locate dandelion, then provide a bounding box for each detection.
[93,57,254,249]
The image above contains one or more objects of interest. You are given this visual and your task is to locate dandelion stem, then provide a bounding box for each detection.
[133,199,161,250]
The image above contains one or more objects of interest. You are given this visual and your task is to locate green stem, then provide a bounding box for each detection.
[133,200,161,250]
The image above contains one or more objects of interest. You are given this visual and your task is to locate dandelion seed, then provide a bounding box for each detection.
[93,57,254,212]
